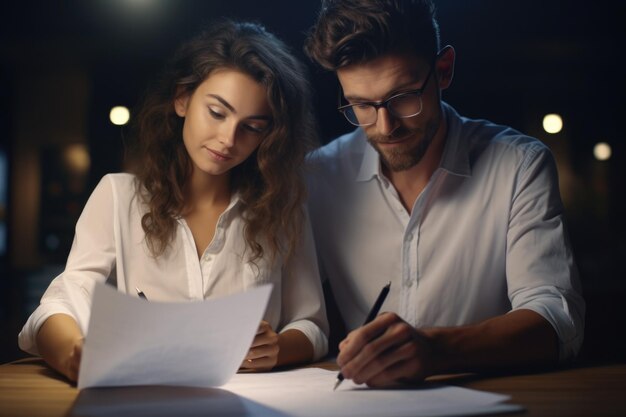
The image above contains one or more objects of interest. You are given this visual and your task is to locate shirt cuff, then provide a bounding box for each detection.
[511,285,585,361]
[280,319,329,361]
[17,303,80,356]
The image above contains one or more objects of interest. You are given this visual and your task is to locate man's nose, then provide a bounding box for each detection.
[375,107,396,136]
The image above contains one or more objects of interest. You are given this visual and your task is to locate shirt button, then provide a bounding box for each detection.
[404,279,414,287]
[407,233,414,241]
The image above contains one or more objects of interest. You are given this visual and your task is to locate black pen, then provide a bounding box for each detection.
[333,281,391,391]
[135,287,148,300]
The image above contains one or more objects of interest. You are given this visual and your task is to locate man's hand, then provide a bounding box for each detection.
[337,312,439,387]
[240,321,279,371]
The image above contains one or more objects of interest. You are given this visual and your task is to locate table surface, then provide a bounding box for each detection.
[1,358,625,417]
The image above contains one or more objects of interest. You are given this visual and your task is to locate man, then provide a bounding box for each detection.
[304,0,584,387]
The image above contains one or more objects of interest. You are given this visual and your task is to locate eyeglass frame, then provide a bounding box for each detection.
[337,58,436,127]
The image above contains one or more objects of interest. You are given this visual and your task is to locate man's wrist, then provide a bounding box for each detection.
[422,326,469,375]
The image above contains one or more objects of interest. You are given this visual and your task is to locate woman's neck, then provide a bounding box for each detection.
[185,170,231,212]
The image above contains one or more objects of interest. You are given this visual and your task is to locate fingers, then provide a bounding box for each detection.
[337,312,400,367]
[256,320,271,335]
[337,313,431,387]
[240,353,278,371]
[66,339,83,382]
[250,323,279,348]
[241,321,279,371]
[245,343,279,361]
[354,339,426,386]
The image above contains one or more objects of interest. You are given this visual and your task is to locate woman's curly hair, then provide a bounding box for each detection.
[127,19,318,264]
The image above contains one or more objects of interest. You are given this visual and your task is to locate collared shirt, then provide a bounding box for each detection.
[19,173,328,360]
[306,102,584,360]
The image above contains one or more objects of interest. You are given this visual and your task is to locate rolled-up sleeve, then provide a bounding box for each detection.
[506,144,585,360]
[18,176,118,355]
[279,209,329,360]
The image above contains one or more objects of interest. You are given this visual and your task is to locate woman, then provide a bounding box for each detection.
[18,20,328,382]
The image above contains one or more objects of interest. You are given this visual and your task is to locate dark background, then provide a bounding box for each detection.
[1,0,624,364]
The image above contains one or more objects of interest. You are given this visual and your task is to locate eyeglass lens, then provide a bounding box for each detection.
[344,93,423,126]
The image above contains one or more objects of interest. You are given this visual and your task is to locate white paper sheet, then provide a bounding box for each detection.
[222,368,524,417]
[71,368,523,417]
[77,282,272,389]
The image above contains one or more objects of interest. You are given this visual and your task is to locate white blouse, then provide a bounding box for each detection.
[19,173,328,359]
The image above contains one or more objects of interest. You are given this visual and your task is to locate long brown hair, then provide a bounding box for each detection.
[128,20,318,264]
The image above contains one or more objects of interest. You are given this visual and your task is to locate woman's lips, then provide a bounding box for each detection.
[206,148,232,161]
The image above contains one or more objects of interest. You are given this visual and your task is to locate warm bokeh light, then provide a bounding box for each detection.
[110,106,130,126]
[542,113,563,134]
[63,144,91,174]
[594,142,612,161]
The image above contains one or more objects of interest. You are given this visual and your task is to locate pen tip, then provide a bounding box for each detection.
[333,379,341,391]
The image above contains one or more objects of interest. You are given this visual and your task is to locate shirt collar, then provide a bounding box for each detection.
[356,102,471,182]
[356,130,381,182]
[438,102,471,177]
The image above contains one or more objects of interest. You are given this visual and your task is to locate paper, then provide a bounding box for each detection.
[222,368,524,417]
[70,368,522,417]
[77,282,272,389]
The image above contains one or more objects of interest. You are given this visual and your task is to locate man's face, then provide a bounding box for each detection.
[337,53,443,172]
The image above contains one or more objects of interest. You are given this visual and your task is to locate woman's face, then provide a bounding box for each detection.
[175,69,272,179]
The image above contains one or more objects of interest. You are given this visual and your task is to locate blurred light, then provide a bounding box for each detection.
[593,142,612,161]
[543,113,563,134]
[110,106,130,126]
[63,144,91,174]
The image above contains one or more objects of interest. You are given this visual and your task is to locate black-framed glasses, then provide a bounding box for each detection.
[337,64,434,127]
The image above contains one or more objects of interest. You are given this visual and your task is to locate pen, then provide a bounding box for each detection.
[135,287,147,300]
[334,281,391,391]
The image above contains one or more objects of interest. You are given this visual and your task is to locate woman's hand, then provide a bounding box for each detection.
[63,338,83,382]
[240,320,279,371]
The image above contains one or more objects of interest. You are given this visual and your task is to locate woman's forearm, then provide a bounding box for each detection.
[36,313,84,381]
[277,329,314,367]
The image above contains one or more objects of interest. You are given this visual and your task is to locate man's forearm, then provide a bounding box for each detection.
[425,309,559,375]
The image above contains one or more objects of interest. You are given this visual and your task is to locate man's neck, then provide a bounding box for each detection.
[385,120,447,214]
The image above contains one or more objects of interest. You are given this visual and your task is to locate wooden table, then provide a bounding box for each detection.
[1,358,625,416]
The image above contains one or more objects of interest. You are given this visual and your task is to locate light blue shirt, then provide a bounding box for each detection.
[307,103,584,360]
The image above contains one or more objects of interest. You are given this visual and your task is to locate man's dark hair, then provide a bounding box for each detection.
[305,0,440,70]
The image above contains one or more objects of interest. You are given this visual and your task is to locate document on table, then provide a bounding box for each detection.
[222,368,524,417]
[77,282,272,389]
[70,368,523,417]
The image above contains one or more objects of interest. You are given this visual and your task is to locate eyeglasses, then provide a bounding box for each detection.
[337,64,434,127]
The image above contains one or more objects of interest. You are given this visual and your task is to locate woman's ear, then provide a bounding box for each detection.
[174,89,189,117]
[436,45,455,90]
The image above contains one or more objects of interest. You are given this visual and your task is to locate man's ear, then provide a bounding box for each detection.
[436,45,455,90]
[174,89,190,117]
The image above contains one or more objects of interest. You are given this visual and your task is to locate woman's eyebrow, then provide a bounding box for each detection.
[206,93,271,120]
[207,94,236,112]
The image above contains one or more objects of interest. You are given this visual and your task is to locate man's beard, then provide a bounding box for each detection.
[367,118,440,172]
